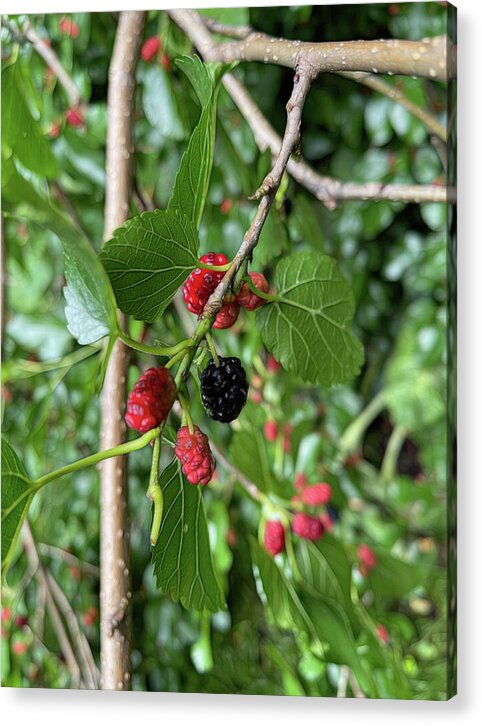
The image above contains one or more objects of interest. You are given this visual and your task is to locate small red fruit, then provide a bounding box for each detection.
[301,483,332,507]
[213,300,240,329]
[292,513,325,542]
[49,122,61,139]
[237,272,269,311]
[175,425,216,486]
[264,521,286,556]
[267,354,282,373]
[2,607,11,623]
[264,420,278,442]
[182,253,229,314]
[160,52,171,72]
[66,106,84,128]
[12,641,27,655]
[357,544,377,574]
[83,607,99,627]
[250,390,263,404]
[125,367,176,433]
[15,615,28,628]
[376,624,390,645]
[141,36,160,62]
[219,198,233,215]
[59,16,80,38]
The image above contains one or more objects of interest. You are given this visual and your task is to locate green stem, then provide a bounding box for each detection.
[34,427,160,489]
[165,347,189,370]
[337,391,386,461]
[147,434,163,546]
[243,275,279,303]
[178,391,194,434]
[118,329,193,358]
[380,425,407,483]
[205,332,220,367]
[197,262,231,272]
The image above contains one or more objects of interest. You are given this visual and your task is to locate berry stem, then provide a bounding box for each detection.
[33,427,161,490]
[178,391,194,435]
[147,433,163,546]
[165,347,189,370]
[242,275,279,303]
[117,329,194,358]
[197,262,231,272]
[205,332,220,367]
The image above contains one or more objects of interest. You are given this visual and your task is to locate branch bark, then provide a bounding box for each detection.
[100,10,145,692]
[170,9,451,81]
[169,9,454,208]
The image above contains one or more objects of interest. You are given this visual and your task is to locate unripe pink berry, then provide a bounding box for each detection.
[264,520,285,556]
[264,419,278,442]
[301,483,332,507]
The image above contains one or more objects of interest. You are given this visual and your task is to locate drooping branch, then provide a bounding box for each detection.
[169,9,454,208]
[100,9,145,692]
[203,65,313,318]
[171,9,451,81]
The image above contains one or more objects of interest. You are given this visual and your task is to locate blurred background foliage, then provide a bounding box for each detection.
[1,3,450,699]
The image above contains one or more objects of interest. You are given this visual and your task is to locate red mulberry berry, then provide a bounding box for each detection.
[182,253,229,314]
[264,420,278,442]
[357,544,377,573]
[66,106,84,127]
[236,272,269,311]
[376,624,390,645]
[292,512,325,542]
[213,300,239,329]
[267,354,281,373]
[301,483,332,507]
[319,513,334,532]
[141,36,160,62]
[59,16,80,37]
[174,425,216,486]
[125,367,176,433]
[264,521,285,556]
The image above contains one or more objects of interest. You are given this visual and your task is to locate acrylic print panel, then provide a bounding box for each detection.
[1,2,456,700]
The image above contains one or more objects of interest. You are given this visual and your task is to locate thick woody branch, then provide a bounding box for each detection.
[169,10,454,207]
[170,9,451,81]
[100,10,145,692]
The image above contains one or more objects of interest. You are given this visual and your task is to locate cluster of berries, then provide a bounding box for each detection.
[182,253,269,329]
[264,476,335,556]
[125,356,249,485]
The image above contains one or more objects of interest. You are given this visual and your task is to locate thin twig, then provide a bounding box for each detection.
[38,543,100,577]
[338,71,447,142]
[22,521,83,688]
[22,21,81,107]
[45,570,99,689]
[209,441,263,503]
[202,65,313,318]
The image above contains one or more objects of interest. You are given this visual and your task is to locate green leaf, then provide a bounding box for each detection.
[140,64,187,141]
[167,58,220,229]
[256,253,364,386]
[1,438,35,577]
[1,61,58,178]
[151,459,225,613]
[100,209,200,323]
[364,549,426,599]
[175,55,213,107]
[296,536,360,632]
[230,430,277,494]
[2,158,118,346]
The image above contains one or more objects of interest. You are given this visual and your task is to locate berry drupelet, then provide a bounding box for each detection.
[200,356,248,423]
[264,521,286,556]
